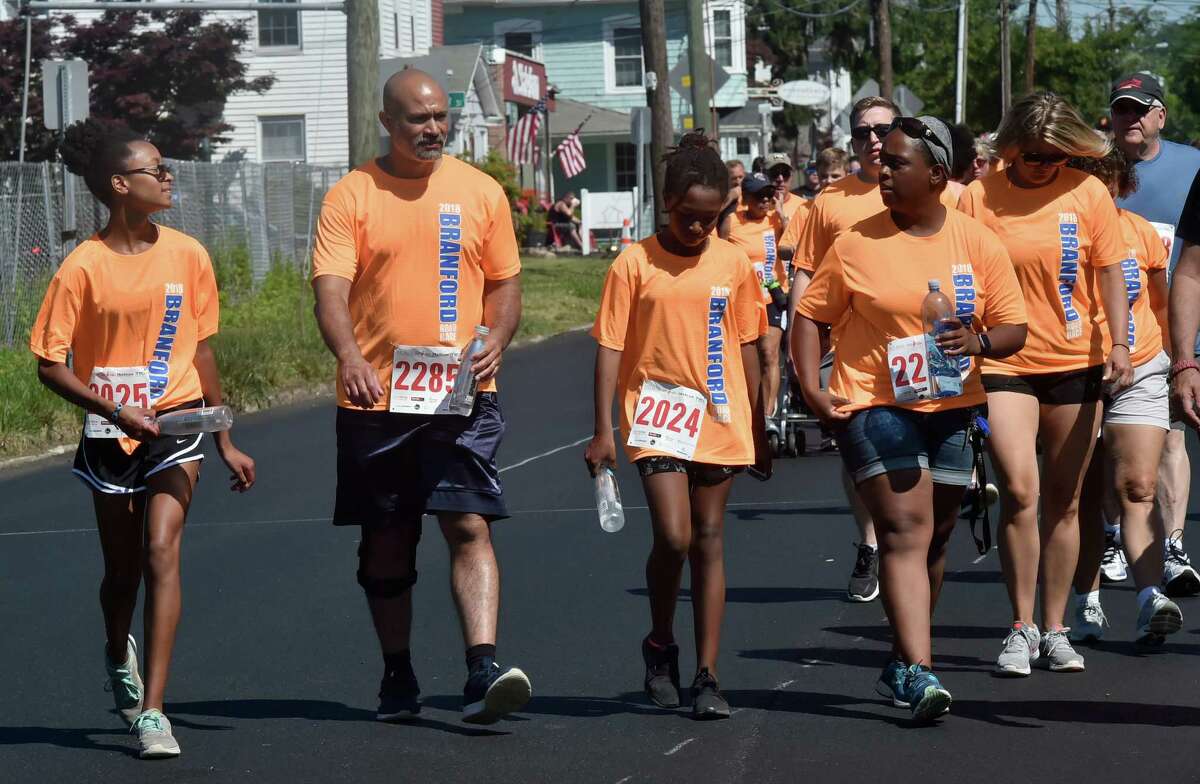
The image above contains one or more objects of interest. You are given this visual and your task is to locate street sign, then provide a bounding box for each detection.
[668,51,730,100]
[777,80,831,107]
[448,91,466,110]
[630,107,651,145]
[41,59,89,130]
[893,85,925,117]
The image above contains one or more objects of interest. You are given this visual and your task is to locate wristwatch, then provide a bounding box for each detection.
[108,402,124,424]
[1170,358,1200,380]
[976,332,992,357]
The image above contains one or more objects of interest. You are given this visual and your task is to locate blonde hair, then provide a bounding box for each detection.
[993,92,1110,160]
[850,95,900,128]
[816,147,848,172]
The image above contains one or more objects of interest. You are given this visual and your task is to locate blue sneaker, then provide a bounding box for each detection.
[903,665,952,722]
[874,658,909,708]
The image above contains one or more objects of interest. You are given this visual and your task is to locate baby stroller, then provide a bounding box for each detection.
[764,311,831,458]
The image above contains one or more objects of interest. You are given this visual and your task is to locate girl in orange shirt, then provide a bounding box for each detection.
[958,93,1133,677]
[586,131,768,720]
[29,120,255,758]
[794,116,1028,721]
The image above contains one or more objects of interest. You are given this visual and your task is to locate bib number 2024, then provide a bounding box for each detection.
[626,380,706,460]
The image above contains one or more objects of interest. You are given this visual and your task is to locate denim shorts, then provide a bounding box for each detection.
[838,405,977,486]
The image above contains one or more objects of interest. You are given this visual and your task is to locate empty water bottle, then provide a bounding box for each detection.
[156,405,234,435]
[922,280,963,398]
[595,467,625,533]
[447,325,490,415]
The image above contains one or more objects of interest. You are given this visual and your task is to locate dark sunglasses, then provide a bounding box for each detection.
[1019,151,1069,166]
[888,117,950,156]
[850,123,892,141]
[118,164,173,181]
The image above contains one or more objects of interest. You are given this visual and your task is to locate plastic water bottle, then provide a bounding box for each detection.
[922,280,963,398]
[447,325,490,415]
[595,467,625,533]
[155,405,234,435]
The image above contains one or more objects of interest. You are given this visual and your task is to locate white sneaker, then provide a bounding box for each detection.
[1100,531,1128,583]
[996,623,1040,676]
[1163,530,1200,598]
[1070,597,1108,643]
[1136,592,1183,647]
[131,709,180,759]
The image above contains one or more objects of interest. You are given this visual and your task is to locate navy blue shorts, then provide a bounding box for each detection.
[838,405,976,486]
[333,393,508,526]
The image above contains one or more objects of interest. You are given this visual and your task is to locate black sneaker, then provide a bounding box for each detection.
[376,666,421,722]
[642,637,681,708]
[462,661,531,725]
[690,669,730,720]
[847,543,880,602]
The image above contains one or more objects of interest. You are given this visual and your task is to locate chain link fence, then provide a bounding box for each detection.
[0,159,346,347]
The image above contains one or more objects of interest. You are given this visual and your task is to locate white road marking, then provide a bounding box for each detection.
[613,776,634,784]
[663,738,695,756]
[499,435,596,474]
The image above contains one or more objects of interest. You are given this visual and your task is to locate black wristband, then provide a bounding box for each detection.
[977,332,992,357]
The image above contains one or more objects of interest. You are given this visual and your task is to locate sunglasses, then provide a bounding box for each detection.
[1019,151,1069,166]
[888,117,950,157]
[118,164,173,181]
[850,123,893,141]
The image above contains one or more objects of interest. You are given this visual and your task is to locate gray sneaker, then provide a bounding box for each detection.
[1069,597,1108,643]
[131,709,180,759]
[995,623,1040,676]
[1039,629,1085,672]
[1136,592,1183,647]
[104,634,143,725]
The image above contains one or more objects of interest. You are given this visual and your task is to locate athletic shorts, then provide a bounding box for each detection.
[333,392,508,526]
[981,365,1105,405]
[837,405,977,486]
[766,302,786,330]
[636,456,743,487]
[72,399,205,494]
[1105,350,1170,430]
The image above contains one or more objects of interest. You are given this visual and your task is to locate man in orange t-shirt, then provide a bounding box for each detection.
[311,69,530,726]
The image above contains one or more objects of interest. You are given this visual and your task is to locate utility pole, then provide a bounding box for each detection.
[874,0,893,99]
[1107,0,1115,32]
[1056,0,1069,35]
[1024,0,1037,93]
[684,0,715,135]
[640,0,672,230]
[346,0,380,167]
[954,0,967,123]
[999,0,1011,117]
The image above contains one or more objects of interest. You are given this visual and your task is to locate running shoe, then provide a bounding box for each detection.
[1163,530,1200,597]
[902,665,952,722]
[995,623,1040,676]
[847,543,880,602]
[690,669,731,720]
[1136,592,1183,647]
[1070,596,1108,643]
[1100,530,1128,583]
[1039,629,1085,672]
[376,665,421,722]
[875,658,909,708]
[642,637,681,709]
[104,634,143,725]
[462,661,531,725]
[131,709,180,759]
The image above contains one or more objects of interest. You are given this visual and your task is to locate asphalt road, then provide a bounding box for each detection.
[3,329,1200,783]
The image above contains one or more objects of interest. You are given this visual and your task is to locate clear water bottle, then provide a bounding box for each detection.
[922,280,963,398]
[156,405,234,435]
[595,467,625,533]
[447,325,490,415]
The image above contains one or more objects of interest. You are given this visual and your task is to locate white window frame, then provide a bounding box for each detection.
[257,0,302,53]
[706,1,745,75]
[258,115,307,162]
[493,18,542,61]
[602,15,644,95]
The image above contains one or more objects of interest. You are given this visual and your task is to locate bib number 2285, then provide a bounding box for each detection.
[887,335,929,403]
[626,380,706,460]
[84,366,150,438]
[389,345,461,415]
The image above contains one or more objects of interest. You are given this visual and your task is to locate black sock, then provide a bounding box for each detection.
[383,650,412,679]
[466,644,496,673]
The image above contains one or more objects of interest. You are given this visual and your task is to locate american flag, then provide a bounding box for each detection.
[554,124,588,179]
[507,99,546,165]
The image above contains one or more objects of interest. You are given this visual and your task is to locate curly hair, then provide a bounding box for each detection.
[993,91,1109,160]
[59,118,144,205]
[662,130,729,202]
[1067,147,1138,199]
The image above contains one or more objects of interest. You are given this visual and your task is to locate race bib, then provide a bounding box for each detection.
[85,366,150,438]
[887,336,931,403]
[1150,221,1175,256]
[627,380,706,460]
[389,345,461,415]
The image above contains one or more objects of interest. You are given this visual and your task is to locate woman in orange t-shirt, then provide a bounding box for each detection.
[795,116,1028,722]
[586,131,768,720]
[958,93,1134,677]
[1066,150,1182,645]
[29,120,255,758]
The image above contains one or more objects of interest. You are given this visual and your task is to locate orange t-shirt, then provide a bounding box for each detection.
[777,198,812,291]
[30,226,219,453]
[311,156,522,410]
[592,236,767,464]
[724,209,783,299]
[958,168,1125,375]
[796,209,1027,413]
[1105,209,1169,367]
[788,174,959,274]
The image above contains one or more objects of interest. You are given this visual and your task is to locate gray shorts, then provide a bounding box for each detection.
[1105,350,1169,431]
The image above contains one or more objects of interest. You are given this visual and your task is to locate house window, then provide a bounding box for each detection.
[611,27,643,88]
[260,116,306,162]
[505,32,535,57]
[494,19,542,60]
[258,0,300,48]
[615,142,637,190]
[712,9,733,68]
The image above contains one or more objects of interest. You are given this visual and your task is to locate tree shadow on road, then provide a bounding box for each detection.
[168,699,507,737]
[950,698,1200,728]
[444,691,684,720]
[626,586,847,603]
[731,506,852,521]
[823,624,1005,642]
[0,725,135,756]
[738,646,992,674]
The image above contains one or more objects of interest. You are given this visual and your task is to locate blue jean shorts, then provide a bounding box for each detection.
[838,405,977,486]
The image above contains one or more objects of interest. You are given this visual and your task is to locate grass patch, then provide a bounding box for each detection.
[0,252,612,460]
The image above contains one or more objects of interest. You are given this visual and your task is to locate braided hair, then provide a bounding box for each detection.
[59,118,144,206]
[662,130,729,203]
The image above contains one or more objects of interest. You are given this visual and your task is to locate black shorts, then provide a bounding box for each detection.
[636,456,743,487]
[981,365,1105,405]
[766,302,784,329]
[73,399,205,494]
[333,392,508,526]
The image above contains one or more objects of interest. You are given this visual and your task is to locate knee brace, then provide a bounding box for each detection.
[356,569,418,598]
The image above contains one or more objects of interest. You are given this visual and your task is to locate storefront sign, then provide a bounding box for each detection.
[502,55,546,107]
